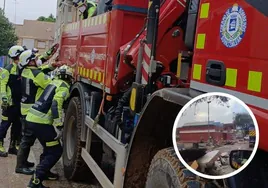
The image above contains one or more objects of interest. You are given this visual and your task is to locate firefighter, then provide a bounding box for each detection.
[73,0,97,19]
[26,65,73,188]
[20,44,60,74]
[0,45,26,158]
[15,49,53,175]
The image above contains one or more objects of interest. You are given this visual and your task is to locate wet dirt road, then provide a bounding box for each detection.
[0,131,100,188]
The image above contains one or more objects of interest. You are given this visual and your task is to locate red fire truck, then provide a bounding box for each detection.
[57,0,268,187]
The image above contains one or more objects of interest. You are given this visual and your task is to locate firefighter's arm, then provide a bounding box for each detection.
[51,86,70,127]
[39,62,55,74]
[88,6,96,17]
[0,69,10,100]
[34,71,52,89]
[39,43,59,62]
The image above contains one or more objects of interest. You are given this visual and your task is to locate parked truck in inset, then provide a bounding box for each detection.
[248,124,256,148]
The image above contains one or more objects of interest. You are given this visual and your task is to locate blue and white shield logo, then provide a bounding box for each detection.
[220,4,247,48]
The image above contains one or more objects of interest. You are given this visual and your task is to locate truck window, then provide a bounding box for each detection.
[245,0,268,17]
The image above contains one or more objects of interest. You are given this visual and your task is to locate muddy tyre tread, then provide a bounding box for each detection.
[63,97,92,181]
[146,147,219,188]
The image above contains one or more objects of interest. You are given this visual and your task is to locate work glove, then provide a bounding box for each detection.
[46,43,59,57]
[53,125,63,140]
[51,60,63,68]
[1,97,9,111]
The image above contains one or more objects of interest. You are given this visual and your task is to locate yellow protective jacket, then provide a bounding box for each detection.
[0,63,21,106]
[81,1,97,19]
[39,63,55,74]
[26,78,70,126]
[0,67,11,105]
[20,66,52,116]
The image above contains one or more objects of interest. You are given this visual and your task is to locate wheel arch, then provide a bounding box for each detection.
[124,88,194,187]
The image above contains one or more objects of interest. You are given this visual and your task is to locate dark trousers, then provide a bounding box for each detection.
[0,105,22,143]
[16,116,36,168]
[27,121,62,181]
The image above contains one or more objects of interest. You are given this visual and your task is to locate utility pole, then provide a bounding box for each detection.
[207,100,211,143]
[14,0,17,24]
[3,0,6,13]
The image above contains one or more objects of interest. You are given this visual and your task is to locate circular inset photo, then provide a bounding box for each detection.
[172,92,259,180]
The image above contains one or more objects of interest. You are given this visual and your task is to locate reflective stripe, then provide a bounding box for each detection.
[193,64,202,80]
[225,68,237,87]
[29,108,51,120]
[1,115,8,121]
[247,71,262,92]
[44,85,56,101]
[190,80,268,110]
[177,0,186,7]
[53,118,62,126]
[46,140,59,147]
[0,93,7,97]
[196,34,206,49]
[249,130,256,136]
[200,3,210,19]
[26,78,30,95]
[21,103,34,115]
[21,103,33,109]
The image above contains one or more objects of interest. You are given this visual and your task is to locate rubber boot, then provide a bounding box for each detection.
[8,139,18,155]
[15,139,34,167]
[15,146,34,175]
[0,139,8,157]
[26,161,35,168]
[44,171,59,181]
[27,175,49,188]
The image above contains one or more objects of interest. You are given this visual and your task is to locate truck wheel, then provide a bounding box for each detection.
[145,147,218,188]
[63,97,92,181]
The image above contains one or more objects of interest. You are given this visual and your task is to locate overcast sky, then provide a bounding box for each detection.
[177,96,249,128]
[0,0,57,24]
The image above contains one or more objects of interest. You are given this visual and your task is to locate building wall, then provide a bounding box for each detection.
[177,124,235,143]
[178,132,224,143]
[17,37,53,54]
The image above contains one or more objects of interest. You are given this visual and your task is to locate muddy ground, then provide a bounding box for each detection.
[0,130,101,188]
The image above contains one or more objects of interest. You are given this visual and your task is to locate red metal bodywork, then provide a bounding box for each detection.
[60,0,148,94]
[59,0,188,94]
[192,0,268,151]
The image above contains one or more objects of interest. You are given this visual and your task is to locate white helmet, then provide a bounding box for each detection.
[19,50,37,67]
[56,65,74,80]
[8,45,25,59]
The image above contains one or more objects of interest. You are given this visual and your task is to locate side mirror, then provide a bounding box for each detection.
[229,150,252,170]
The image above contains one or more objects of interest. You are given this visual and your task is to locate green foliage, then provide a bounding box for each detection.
[190,95,230,107]
[37,14,56,22]
[0,8,18,56]
[233,112,253,135]
[233,113,253,126]
[181,95,230,117]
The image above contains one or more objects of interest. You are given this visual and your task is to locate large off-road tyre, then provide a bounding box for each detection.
[63,97,93,182]
[145,147,220,188]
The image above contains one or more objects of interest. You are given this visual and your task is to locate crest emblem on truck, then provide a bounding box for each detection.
[220,4,247,48]
[90,49,96,64]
